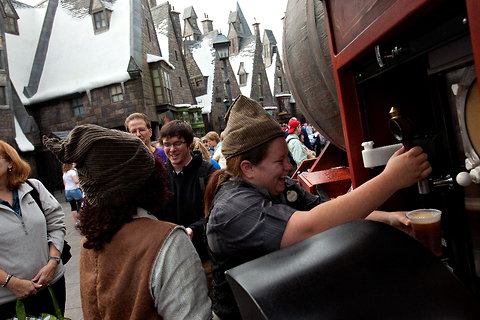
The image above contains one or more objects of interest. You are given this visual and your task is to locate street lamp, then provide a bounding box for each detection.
[213,33,233,111]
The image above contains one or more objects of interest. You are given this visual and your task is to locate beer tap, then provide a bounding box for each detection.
[388,107,431,194]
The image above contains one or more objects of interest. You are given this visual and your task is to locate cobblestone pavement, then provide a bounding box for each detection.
[54,191,83,320]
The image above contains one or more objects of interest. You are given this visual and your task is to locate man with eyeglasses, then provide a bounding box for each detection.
[159,120,216,265]
[125,113,167,163]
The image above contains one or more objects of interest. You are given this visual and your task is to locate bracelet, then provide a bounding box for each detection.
[2,274,13,287]
[48,256,61,264]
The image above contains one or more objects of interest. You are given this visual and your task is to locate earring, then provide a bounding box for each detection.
[7,167,12,172]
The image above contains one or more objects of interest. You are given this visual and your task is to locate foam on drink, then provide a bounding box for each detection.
[406,209,442,256]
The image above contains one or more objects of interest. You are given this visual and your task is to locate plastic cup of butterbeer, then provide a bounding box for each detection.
[406,209,442,256]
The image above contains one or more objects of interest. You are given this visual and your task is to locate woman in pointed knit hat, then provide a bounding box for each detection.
[204,95,432,319]
[44,124,211,320]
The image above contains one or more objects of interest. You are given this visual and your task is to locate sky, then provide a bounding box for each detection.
[20,0,289,57]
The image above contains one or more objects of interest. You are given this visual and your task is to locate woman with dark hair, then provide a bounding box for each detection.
[204,95,432,319]
[44,124,211,320]
[0,140,66,319]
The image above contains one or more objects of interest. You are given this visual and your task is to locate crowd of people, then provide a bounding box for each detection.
[0,94,432,319]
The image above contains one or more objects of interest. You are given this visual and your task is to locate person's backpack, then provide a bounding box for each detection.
[25,180,72,265]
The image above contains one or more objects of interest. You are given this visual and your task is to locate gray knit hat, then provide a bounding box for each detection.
[43,124,154,207]
[222,95,285,159]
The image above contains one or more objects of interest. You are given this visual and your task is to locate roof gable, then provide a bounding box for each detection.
[6,0,131,105]
[263,29,276,44]
[183,5,196,19]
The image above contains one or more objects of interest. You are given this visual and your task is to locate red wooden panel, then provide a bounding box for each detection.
[323,0,435,68]
[298,166,351,198]
[326,0,397,53]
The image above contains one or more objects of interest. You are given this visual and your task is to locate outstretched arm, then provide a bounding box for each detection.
[281,146,431,247]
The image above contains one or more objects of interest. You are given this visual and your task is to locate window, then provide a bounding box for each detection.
[92,10,108,33]
[72,97,84,117]
[239,73,247,86]
[179,77,182,87]
[175,51,178,61]
[162,70,173,104]
[0,86,6,105]
[230,38,237,55]
[4,16,18,35]
[238,62,247,86]
[146,19,151,41]
[263,44,270,59]
[257,73,263,97]
[193,112,201,123]
[0,51,5,71]
[278,76,283,92]
[110,84,124,103]
[151,67,172,104]
[152,69,164,103]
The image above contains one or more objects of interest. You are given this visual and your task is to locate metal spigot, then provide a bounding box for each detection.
[418,175,455,194]
[432,175,454,189]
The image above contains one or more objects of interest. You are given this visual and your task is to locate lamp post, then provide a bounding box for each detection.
[213,33,233,111]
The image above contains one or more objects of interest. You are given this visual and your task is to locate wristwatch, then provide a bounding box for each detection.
[48,256,61,264]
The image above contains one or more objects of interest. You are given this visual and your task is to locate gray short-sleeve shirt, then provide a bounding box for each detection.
[207,177,321,263]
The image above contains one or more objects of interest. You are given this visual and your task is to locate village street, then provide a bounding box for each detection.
[54,191,83,320]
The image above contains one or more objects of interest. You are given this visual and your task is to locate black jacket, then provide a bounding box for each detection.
[160,151,216,260]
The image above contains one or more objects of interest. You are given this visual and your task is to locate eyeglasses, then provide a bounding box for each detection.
[163,141,186,149]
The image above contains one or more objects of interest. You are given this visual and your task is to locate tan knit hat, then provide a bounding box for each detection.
[222,95,285,159]
[43,124,154,207]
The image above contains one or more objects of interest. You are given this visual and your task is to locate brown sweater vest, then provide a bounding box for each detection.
[80,218,176,320]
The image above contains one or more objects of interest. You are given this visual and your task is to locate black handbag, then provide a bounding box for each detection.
[26,180,72,265]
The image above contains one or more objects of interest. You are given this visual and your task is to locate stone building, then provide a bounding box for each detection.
[2,0,195,188]
[0,0,39,177]
[151,1,205,136]
[182,5,242,133]
[181,2,293,133]
[263,28,296,121]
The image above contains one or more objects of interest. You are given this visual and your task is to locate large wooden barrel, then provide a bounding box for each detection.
[283,0,345,150]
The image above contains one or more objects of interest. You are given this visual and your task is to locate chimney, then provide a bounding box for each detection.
[252,21,260,39]
[149,0,157,7]
[170,5,182,48]
[201,13,213,34]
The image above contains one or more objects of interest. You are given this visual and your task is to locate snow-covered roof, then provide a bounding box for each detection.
[275,93,292,98]
[190,32,217,114]
[157,28,169,58]
[229,36,256,97]
[146,53,175,69]
[14,116,34,151]
[173,103,200,110]
[266,51,278,95]
[6,6,46,105]
[7,0,132,105]
[151,3,169,57]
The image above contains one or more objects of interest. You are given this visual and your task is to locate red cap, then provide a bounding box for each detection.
[287,120,301,134]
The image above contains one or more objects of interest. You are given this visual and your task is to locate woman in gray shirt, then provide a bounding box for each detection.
[0,140,66,319]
